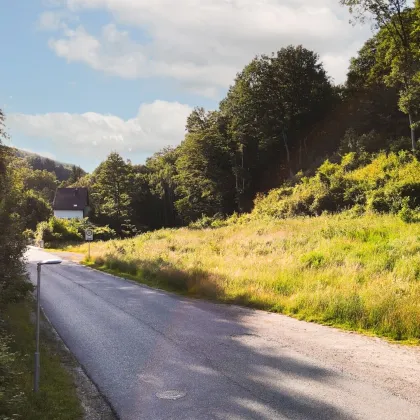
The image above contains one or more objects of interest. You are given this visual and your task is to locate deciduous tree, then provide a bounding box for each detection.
[341,0,420,150]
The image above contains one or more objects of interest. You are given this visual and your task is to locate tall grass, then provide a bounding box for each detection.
[0,301,82,419]
[70,214,420,343]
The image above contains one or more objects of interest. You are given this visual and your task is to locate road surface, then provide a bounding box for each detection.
[26,247,420,420]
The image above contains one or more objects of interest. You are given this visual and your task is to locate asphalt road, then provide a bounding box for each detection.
[26,247,420,420]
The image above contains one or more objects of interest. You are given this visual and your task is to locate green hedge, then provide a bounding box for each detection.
[35,217,117,246]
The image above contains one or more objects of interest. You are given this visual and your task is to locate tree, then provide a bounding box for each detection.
[91,152,134,233]
[175,114,236,223]
[221,45,335,209]
[10,158,58,203]
[18,190,52,230]
[145,147,179,227]
[341,0,420,150]
[0,110,30,305]
[345,37,410,143]
[67,165,84,185]
[186,107,210,133]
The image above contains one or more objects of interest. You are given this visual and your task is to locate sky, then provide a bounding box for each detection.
[0,0,372,172]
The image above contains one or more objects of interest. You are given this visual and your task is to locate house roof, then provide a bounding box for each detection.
[53,188,89,211]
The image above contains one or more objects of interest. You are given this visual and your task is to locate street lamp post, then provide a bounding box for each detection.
[34,259,62,393]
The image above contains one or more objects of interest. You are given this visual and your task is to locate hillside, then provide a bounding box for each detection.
[62,152,420,343]
[11,147,86,181]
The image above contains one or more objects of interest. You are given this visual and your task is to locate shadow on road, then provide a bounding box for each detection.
[27,254,357,420]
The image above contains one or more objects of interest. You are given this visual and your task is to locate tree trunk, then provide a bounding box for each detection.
[299,138,302,167]
[409,113,416,151]
[241,145,245,193]
[282,131,293,177]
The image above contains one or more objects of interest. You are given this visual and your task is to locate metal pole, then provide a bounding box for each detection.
[88,241,90,260]
[34,263,41,392]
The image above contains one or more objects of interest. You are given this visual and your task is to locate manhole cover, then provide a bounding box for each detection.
[156,390,187,400]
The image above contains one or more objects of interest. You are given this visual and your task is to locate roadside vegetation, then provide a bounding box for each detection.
[65,151,420,343]
[0,302,83,420]
[0,114,82,419]
[34,216,116,247]
[69,212,420,343]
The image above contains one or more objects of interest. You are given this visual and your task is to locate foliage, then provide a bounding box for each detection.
[90,152,134,233]
[35,217,116,246]
[0,112,50,420]
[175,120,235,223]
[0,302,83,420]
[11,147,85,182]
[0,145,30,306]
[11,159,58,203]
[144,147,179,228]
[220,45,336,209]
[18,191,52,231]
[188,213,225,229]
[5,155,55,230]
[251,151,420,220]
[36,218,83,244]
[341,0,420,149]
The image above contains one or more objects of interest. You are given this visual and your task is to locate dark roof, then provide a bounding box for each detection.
[53,188,89,211]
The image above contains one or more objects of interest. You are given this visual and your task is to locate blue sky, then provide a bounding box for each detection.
[0,0,371,172]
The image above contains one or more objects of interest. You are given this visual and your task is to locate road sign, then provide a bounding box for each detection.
[85,228,94,241]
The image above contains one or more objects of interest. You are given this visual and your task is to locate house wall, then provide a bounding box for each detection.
[53,210,84,219]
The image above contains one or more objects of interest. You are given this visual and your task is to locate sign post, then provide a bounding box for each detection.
[34,259,62,392]
[85,228,94,260]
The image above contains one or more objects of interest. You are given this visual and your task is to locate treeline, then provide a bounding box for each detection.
[71,1,420,233]
[0,112,33,416]
[12,148,85,182]
[5,1,420,237]
[0,147,86,232]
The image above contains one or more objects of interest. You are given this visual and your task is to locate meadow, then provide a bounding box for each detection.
[65,213,420,343]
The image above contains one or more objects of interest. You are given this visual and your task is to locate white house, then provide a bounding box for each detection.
[53,187,90,219]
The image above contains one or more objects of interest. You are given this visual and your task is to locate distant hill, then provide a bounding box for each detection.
[10,147,86,182]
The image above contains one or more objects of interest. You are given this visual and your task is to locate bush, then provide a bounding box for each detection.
[189,213,225,229]
[23,229,35,241]
[35,217,117,246]
[251,152,420,221]
[398,198,420,223]
[35,218,82,244]
[93,225,117,241]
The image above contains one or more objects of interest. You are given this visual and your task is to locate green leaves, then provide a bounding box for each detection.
[91,152,134,233]
[342,0,419,149]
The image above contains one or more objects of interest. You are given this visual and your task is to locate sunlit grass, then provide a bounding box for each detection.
[64,214,420,343]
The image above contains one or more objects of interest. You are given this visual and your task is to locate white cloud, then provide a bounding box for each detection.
[37,10,78,31]
[38,11,66,31]
[44,0,371,95]
[7,100,192,159]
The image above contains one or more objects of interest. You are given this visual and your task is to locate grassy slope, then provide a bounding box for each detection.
[0,300,82,420]
[65,214,420,343]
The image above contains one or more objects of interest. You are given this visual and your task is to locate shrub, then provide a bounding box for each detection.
[251,152,420,221]
[398,198,420,223]
[35,217,116,245]
[189,213,225,229]
[35,218,82,244]
[93,225,117,241]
